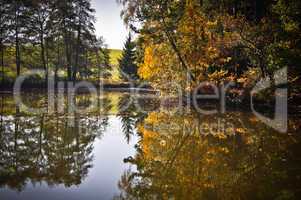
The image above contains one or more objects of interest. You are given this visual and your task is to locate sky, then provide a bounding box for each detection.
[91,0,128,49]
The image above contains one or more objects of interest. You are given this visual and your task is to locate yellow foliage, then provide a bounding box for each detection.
[138,45,159,80]
[236,128,247,134]
[137,1,242,93]
[145,112,161,124]
[208,70,229,82]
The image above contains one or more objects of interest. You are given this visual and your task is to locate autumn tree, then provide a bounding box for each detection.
[119,0,300,101]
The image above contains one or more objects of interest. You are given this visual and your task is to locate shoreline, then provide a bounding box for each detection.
[0,82,158,94]
[0,83,299,114]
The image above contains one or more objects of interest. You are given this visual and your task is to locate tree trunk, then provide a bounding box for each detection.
[95,47,102,85]
[164,28,196,82]
[258,55,267,78]
[73,23,81,82]
[16,35,20,76]
[160,14,196,83]
[39,114,44,161]
[15,11,21,77]
[63,19,72,81]
[234,0,238,16]
[65,37,72,81]
[46,38,49,77]
[40,29,47,84]
[55,42,60,88]
[1,43,4,85]
[14,105,20,172]
[85,49,88,79]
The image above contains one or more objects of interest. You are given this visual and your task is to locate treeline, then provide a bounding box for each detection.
[119,0,300,100]
[0,0,110,86]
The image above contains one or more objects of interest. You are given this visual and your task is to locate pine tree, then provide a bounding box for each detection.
[7,0,31,77]
[27,0,51,83]
[94,37,111,81]
[118,33,138,81]
[49,0,75,81]
[73,0,96,82]
[48,0,97,82]
[0,0,10,83]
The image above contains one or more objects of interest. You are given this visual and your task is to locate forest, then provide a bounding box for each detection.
[0,0,300,104]
[0,0,111,87]
[118,0,300,103]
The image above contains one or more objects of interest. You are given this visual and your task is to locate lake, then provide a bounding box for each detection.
[0,92,300,200]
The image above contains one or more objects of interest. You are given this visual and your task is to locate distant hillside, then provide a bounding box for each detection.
[108,49,122,81]
[108,49,122,66]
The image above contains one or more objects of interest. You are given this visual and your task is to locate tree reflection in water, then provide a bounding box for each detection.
[0,93,300,199]
[0,94,111,191]
[117,94,155,144]
[117,110,301,200]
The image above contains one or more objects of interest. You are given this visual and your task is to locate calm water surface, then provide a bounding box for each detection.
[0,92,300,199]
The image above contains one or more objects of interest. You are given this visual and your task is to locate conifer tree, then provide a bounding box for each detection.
[0,0,10,83]
[118,33,138,81]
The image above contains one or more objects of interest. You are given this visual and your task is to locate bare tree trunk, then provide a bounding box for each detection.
[46,38,49,76]
[1,43,4,85]
[258,55,267,78]
[40,28,47,84]
[55,41,60,88]
[73,23,81,82]
[15,14,21,76]
[16,36,20,76]
[63,18,72,81]
[14,105,20,172]
[85,49,88,79]
[39,114,44,161]
[64,37,72,81]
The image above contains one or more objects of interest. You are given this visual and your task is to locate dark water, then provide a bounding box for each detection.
[0,92,300,200]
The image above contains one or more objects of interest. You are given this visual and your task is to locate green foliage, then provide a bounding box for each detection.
[0,0,111,85]
[118,33,139,81]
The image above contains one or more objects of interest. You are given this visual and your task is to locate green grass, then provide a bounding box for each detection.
[1,48,124,84]
[108,49,122,82]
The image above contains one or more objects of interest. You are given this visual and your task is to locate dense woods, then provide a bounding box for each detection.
[0,0,299,102]
[0,0,110,86]
[118,0,300,101]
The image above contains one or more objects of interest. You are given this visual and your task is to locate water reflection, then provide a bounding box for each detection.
[0,93,300,199]
[117,94,150,144]
[117,111,301,200]
[0,95,110,191]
